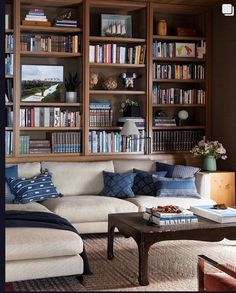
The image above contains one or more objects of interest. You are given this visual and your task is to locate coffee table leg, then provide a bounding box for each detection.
[107,225,115,260]
[138,241,150,286]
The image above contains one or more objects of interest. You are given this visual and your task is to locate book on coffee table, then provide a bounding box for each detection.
[143,212,198,225]
[189,205,236,223]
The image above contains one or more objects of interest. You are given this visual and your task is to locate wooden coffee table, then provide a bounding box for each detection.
[107,212,236,286]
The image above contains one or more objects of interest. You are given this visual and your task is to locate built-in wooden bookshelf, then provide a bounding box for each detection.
[5,0,211,163]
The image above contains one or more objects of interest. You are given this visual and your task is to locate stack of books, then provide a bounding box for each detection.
[29,139,51,154]
[22,9,51,26]
[54,19,78,27]
[143,206,198,225]
[153,117,176,127]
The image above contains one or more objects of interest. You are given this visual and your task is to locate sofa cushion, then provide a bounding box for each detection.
[6,227,83,261]
[126,195,215,212]
[101,171,136,198]
[41,161,114,196]
[113,159,155,173]
[132,169,167,196]
[155,162,200,178]
[6,172,62,204]
[5,165,18,204]
[41,195,138,223]
[6,202,52,213]
[152,175,201,198]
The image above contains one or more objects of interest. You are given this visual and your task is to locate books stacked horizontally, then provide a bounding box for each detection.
[23,9,51,27]
[89,102,112,127]
[153,116,176,126]
[190,205,236,224]
[29,139,51,154]
[54,19,78,27]
[143,205,198,226]
[117,117,145,128]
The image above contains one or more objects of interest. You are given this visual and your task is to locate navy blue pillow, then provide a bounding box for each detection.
[101,171,136,198]
[5,165,18,203]
[6,172,62,204]
[132,169,167,196]
[156,162,200,178]
[152,175,201,198]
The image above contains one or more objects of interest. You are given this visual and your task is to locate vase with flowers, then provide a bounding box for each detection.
[119,98,140,117]
[190,139,227,171]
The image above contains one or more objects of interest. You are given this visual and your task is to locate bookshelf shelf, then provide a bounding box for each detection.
[153,35,206,41]
[20,25,83,33]
[89,90,146,95]
[153,79,205,83]
[89,152,144,156]
[20,127,82,131]
[89,126,145,131]
[152,126,206,130]
[20,102,82,107]
[89,36,146,43]
[152,104,205,108]
[153,57,205,63]
[89,63,146,68]
[20,51,82,58]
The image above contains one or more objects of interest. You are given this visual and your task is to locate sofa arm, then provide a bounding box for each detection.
[195,172,211,199]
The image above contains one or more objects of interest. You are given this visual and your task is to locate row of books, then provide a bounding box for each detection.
[28,139,51,154]
[19,108,82,128]
[89,102,112,127]
[153,117,176,127]
[5,53,13,76]
[20,34,80,53]
[5,108,13,127]
[152,129,204,151]
[89,130,146,153]
[5,78,13,102]
[152,86,206,104]
[89,44,146,64]
[20,136,30,154]
[153,63,205,80]
[5,131,13,155]
[5,34,14,51]
[143,207,198,225]
[51,132,82,153]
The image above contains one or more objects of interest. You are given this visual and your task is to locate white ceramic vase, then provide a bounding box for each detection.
[66,92,77,103]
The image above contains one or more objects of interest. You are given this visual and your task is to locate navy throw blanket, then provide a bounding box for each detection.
[5,210,92,275]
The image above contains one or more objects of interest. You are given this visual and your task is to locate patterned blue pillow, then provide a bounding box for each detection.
[156,162,200,178]
[101,171,136,198]
[6,172,62,204]
[152,175,201,198]
[5,165,18,203]
[132,169,167,196]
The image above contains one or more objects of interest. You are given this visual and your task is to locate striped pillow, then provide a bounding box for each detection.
[152,175,201,198]
[6,172,62,204]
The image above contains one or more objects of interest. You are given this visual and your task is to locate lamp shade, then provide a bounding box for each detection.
[120,120,139,136]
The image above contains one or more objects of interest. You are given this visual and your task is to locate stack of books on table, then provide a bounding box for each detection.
[190,205,236,224]
[143,207,198,225]
[54,19,78,27]
[22,9,51,26]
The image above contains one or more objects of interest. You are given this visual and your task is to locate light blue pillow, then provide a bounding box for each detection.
[152,175,201,198]
[101,171,136,198]
[5,165,18,203]
[6,172,62,204]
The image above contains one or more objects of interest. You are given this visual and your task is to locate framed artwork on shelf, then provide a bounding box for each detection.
[101,14,132,37]
[175,43,196,58]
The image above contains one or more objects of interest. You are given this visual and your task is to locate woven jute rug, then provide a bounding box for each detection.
[9,234,236,292]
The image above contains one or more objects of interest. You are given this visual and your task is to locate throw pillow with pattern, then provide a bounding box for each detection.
[132,169,167,196]
[6,172,62,204]
[155,162,200,178]
[101,171,136,198]
[5,165,18,203]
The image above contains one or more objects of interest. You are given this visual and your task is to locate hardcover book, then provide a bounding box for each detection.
[190,205,236,223]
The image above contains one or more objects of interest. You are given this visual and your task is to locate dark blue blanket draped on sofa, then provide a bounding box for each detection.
[5,210,92,275]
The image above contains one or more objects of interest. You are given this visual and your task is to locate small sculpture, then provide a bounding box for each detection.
[102,76,117,90]
[120,73,138,88]
[57,9,73,20]
[89,72,99,89]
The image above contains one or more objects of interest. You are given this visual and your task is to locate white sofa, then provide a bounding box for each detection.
[5,159,215,282]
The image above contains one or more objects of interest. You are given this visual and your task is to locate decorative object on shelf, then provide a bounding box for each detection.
[120,72,138,88]
[121,120,151,154]
[65,72,80,103]
[176,27,197,37]
[101,14,132,37]
[177,110,189,126]
[157,19,167,36]
[102,76,118,90]
[191,139,227,171]
[120,98,140,117]
[175,42,196,58]
[89,72,99,89]
[54,9,78,27]
[22,8,51,27]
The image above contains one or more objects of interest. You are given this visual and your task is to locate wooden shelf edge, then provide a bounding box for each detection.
[153,57,205,62]
[89,36,146,43]
[20,51,82,58]
[152,126,206,130]
[153,35,206,41]
[89,90,146,95]
[153,79,205,83]
[20,25,82,32]
[90,63,146,68]
[152,104,205,107]
[20,102,82,107]
[20,127,82,131]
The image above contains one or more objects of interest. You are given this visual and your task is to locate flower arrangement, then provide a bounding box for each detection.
[119,98,139,113]
[190,139,227,160]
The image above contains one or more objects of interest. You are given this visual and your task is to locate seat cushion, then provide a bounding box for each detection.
[6,202,52,213]
[41,195,138,223]
[126,195,215,212]
[6,227,83,261]
[41,161,114,196]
